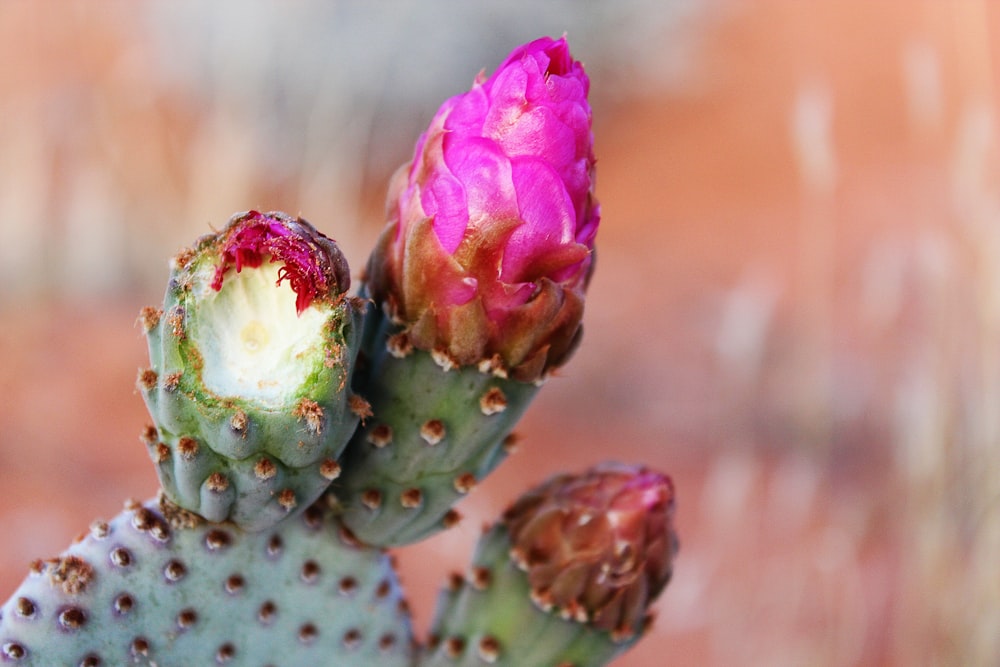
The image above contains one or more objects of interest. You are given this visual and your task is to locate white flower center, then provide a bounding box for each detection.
[192,261,328,406]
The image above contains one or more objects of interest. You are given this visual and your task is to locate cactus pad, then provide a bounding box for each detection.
[0,496,414,666]
[333,311,539,547]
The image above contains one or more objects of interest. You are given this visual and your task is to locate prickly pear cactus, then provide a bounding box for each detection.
[0,496,414,667]
[138,210,366,531]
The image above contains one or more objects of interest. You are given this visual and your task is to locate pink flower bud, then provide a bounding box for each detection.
[367,36,599,381]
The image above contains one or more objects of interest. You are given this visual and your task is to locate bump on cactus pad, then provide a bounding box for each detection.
[421,523,626,667]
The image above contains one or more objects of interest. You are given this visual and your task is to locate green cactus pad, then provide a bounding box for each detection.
[332,309,539,547]
[0,496,414,667]
[420,523,632,667]
[139,211,365,531]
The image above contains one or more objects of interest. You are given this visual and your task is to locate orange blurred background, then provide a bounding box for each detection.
[2,2,999,665]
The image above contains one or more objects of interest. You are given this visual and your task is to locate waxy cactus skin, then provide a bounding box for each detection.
[332,310,539,547]
[0,497,414,667]
[139,211,366,531]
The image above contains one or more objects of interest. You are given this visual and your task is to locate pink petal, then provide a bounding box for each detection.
[443,135,518,231]
[502,157,577,281]
[420,169,469,254]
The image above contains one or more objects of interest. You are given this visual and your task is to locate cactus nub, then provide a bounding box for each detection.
[139,211,364,531]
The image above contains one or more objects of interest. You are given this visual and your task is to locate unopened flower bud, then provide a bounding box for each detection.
[367,36,599,381]
[502,462,678,639]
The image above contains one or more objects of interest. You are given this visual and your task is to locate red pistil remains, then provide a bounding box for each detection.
[210,211,338,315]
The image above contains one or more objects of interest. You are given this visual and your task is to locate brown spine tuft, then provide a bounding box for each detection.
[45,555,94,595]
[136,305,162,332]
[319,458,341,480]
[367,423,393,448]
[453,472,477,494]
[400,488,422,509]
[420,419,446,445]
[361,489,383,510]
[293,398,325,434]
[206,472,229,493]
[277,489,297,511]
[479,386,508,415]
[349,394,373,421]
[177,436,199,459]
[137,368,158,391]
[254,458,277,481]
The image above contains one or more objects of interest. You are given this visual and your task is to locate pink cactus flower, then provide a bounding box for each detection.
[367,36,599,381]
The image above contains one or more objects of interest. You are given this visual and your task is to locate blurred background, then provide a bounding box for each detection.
[1,1,999,665]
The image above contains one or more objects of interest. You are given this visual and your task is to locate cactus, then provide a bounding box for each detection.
[0,496,413,666]
[0,35,676,667]
[333,36,600,547]
[138,210,366,531]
